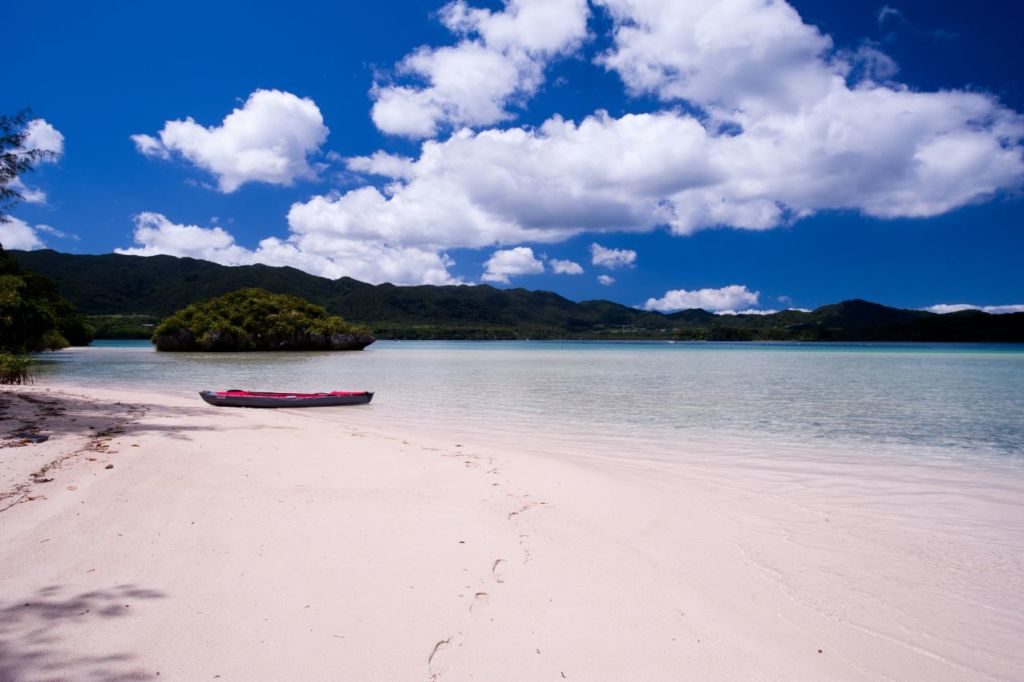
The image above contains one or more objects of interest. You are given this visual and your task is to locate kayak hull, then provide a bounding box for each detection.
[200,390,374,408]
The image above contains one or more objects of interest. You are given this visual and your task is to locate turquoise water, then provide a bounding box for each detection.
[35,340,1024,463]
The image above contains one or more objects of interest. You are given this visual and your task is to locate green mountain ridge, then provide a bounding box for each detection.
[10,249,1024,342]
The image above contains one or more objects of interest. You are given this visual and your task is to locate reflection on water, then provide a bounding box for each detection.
[37,340,1024,463]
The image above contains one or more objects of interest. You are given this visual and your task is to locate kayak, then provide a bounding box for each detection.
[200,389,374,408]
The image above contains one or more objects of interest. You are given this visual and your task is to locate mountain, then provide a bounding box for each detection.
[9,249,1024,342]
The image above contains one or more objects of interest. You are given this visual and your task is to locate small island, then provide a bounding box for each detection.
[152,288,375,351]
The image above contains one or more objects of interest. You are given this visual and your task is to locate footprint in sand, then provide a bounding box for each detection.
[470,591,489,612]
[428,635,456,681]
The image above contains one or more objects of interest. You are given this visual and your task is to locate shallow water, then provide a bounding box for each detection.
[35,340,1024,467]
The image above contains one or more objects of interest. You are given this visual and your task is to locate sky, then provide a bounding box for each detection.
[2,0,1022,314]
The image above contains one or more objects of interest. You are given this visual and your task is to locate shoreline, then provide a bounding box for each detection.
[1,383,1022,680]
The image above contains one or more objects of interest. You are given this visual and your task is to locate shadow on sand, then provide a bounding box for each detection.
[1,390,294,443]
[0,584,166,681]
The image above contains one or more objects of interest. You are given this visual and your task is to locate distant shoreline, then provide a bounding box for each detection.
[12,250,1024,343]
[81,336,1024,347]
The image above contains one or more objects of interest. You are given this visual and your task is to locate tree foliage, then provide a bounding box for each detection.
[0,246,92,352]
[1,110,53,223]
[152,288,375,351]
[0,111,92,358]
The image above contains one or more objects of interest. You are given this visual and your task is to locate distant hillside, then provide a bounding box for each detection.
[10,250,1024,342]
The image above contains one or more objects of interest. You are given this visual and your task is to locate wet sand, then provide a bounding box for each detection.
[1,384,1021,681]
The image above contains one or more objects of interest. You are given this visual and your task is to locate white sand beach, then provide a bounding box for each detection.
[1,383,1022,681]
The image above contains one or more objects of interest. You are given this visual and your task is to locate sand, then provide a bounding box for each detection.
[1,384,1022,681]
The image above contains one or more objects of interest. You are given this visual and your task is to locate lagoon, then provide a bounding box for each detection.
[38,340,1024,465]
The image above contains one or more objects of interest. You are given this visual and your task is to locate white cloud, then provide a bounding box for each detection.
[370,0,589,138]
[114,212,460,286]
[549,258,583,274]
[8,119,65,205]
[8,177,48,205]
[587,0,1022,229]
[132,89,329,193]
[115,212,255,263]
[597,274,615,286]
[596,0,836,118]
[442,0,588,53]
[643,285,760,312]
[708,85,1024,224]
[34,224,78,241]
[131,134,167,159]
[24,119,64,158]
[251,236,459,286]
[714,307,807,315]
[346,152,417,180]
[481,246,545,283]
[923,303,1024,315]
[114,1,1024,287]
[0,217,46,250]
[716,308,777,316]
[300,112,715,252]
[590,242,637,269]
[297,79,1024,252]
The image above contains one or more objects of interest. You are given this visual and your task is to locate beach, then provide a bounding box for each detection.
[1,382,1023,681]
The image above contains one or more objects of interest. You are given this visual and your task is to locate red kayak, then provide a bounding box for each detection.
[200,389,374,408]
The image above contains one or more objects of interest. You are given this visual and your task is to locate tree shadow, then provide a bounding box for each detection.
[0,390,294,511]
[2,390,295,443]
[0,584,166,681]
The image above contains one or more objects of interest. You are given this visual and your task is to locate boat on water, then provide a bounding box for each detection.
[200,389,374,408]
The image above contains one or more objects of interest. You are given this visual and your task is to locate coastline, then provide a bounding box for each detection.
[1,383,1021,680]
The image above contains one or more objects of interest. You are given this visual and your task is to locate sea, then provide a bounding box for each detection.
[34,340,1024,470]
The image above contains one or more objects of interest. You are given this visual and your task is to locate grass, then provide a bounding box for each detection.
[0,352,34,385]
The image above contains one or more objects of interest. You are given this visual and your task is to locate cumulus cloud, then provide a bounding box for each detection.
[346,152,417,180]
[132,89,329,193]
[24,119,65,157]
[597,274,615,285]
[712,307,807,315]
[481,246,545,283]
[9,119,65,205]
[331,112,715,250]
[923,303,1024,315]
[590,243,637,269]
[0,217,46,250]
[549,258,583,274]
[588,0,1022,225]
[115,212,255,263]
[643,285,760,312]
[596,0,836,117]
[116,0,1024,287]
[370,0,589,137]
[319,87,1023,255]
[115,212,460,286]
[249,236,459,286]
[716,308,777,316]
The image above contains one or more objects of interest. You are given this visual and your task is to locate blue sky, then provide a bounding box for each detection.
[2,0,1022,314]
